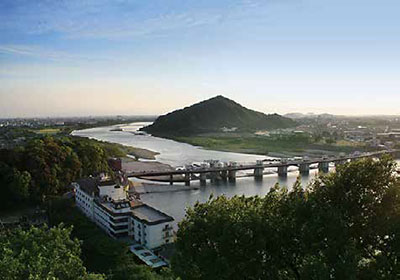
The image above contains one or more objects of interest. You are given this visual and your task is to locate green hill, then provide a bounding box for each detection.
[141,95,296,137]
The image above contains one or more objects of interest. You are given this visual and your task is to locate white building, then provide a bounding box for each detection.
[73,176,174,249]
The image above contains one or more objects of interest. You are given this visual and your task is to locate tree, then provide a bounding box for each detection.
[0,135,125,207]
[21,137,81,200]
[306,156,400,279]
[0,161,31,209]
[0,225,105,280]
[172,157,400,280]
[108,260,174,280]
[69,139,111,177]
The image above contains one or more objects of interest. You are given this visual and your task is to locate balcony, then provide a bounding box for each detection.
[110,217,128,224]
[110,223,129,231]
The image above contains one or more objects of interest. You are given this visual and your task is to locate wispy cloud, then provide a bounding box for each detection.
[68,12,223,39]
[0,0,272,40]
[0,44,109,62]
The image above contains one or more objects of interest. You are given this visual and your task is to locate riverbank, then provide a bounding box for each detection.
[126,146,159,160]
[172,135,373,158]
[70,134,159,160]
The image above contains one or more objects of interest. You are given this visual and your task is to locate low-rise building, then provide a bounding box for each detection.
[73,176,174,249]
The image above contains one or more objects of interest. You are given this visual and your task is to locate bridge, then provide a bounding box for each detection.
[126,150,398,186]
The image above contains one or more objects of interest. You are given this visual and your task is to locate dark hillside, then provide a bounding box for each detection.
[141,95,296,136]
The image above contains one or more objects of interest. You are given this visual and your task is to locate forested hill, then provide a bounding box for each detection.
[141,95,296,136]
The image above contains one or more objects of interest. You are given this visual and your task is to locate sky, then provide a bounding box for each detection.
[0,0,400,117]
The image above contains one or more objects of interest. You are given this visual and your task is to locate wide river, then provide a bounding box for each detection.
[72,123,328,228]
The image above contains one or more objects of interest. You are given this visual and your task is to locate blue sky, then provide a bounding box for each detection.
[1,0,399,117]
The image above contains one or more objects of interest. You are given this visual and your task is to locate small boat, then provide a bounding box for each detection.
[129,131,148,136]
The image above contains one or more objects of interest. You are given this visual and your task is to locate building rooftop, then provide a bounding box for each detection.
[130,199,144,208]
[76,176,125,195]
[95,199,132,215]
[129,244,168,268]
[131,204,173,225]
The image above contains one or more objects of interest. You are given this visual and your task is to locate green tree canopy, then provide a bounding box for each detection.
[172,157,400,280]
[108,260,175,280]
[0,161,31,209]
[0,135,113,207]
[0,225,105,280]
[22,137,82,199]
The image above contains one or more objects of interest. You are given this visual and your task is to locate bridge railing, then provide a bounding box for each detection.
[126,150,398,178]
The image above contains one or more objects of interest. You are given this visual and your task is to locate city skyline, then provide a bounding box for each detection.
[1,0,400,117]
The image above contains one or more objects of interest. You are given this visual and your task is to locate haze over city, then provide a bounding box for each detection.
[1,0,400,117]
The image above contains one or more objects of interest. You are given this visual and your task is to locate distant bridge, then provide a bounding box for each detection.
[126,150,398,186]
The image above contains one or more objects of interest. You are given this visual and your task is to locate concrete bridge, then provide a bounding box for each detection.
[126,150,398,186]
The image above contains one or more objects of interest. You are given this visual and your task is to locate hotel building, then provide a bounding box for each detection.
[73,176,174,249]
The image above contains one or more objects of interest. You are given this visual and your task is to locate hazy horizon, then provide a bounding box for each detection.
[1,0,400,118]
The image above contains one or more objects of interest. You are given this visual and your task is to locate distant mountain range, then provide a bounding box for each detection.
[141,95,296,137]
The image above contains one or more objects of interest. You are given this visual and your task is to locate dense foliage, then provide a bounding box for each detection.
[0,136,113,209]
[172,157,400,280]
[142,95,296,136]
[0,225,105,280]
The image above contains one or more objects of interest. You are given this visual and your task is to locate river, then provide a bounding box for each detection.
[72,123,330,228]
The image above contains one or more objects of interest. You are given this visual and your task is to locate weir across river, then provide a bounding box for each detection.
[126,150,398,186]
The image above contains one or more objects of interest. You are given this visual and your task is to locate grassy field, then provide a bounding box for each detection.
[174,135,371,157]
[34,128,61,134]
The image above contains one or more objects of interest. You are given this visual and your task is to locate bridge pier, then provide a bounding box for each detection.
[184,173,190,186]
[220,170,228,182]
[318,162,330,173]
[299,163,310,175]
[228,162,237,183]
[278,166,288,177]
[199,173,207,186]
[254,168,264,180]
[278,159,288,177]
[209,161,219,183]
[228,170,236,183]
[169,174,173,185]
[254,160,264,180]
